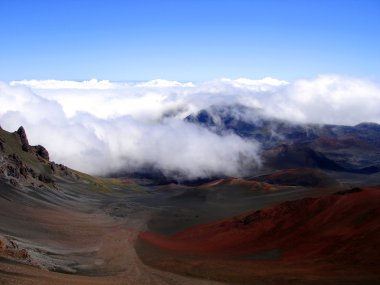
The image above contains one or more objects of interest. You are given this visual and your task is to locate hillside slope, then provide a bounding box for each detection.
[138,186,380,284]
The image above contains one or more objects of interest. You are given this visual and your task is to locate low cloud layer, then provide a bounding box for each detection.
[1,75,380,178]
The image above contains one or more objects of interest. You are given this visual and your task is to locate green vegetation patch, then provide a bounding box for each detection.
[72,170,142,192]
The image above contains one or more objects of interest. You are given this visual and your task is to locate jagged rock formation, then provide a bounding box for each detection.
[0,126,76,190]
[16,126,30,152]
[34,145,49,160]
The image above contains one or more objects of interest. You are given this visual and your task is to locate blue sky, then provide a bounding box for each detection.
[0,0,379,81]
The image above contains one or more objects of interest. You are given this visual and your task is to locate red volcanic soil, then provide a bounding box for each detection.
[137,187,380,284]
[255,168,339,187]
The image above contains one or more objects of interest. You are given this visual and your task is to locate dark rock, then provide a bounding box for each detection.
[19,166,28,179]
[38,173,53,184]
[6,166,20,178]
[28,168,37,178]
[16,126,30,152]
[9,179,19,187]
[49,162,56,173]
[58,164,67,171]
[0,137,5,151]
[34,145,49,160]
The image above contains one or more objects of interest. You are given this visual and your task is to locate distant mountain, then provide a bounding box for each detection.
[185,104,321,145]
[186,104,380,147]
[186,104,380,174]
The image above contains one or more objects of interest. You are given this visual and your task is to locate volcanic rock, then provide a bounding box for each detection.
[6,165,20,178]
[38,173,53,184]
[16,126,30,152]
[34,145,49,160]
[28,167,37,178]
[8,154,23,167]
[9,178,19,187]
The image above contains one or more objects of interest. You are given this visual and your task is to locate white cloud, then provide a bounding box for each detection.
[2,75,380,178]
[219,77,289,91]
[10,78,121,90]
[135,79,194,88]
[264,75,380,125]
[0,81,261,178]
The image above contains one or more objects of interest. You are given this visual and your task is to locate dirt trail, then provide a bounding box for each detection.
[97,221,224,285]
[0,198,223,285]
[0,228,223,285]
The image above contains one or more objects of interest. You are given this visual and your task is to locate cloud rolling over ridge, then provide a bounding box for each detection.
[1,75,380,178]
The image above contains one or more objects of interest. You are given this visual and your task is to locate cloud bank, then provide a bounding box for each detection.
[1,75,380,178]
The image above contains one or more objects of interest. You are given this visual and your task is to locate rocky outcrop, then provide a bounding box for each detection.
[34,145,49,160]
[16,126,30,152]
[38,173,53,184]
[6,165,20,178]
[14,127,49,160]
[0,127,58,189]
[0,151,55,188]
